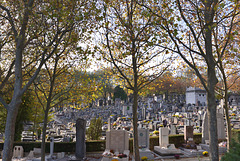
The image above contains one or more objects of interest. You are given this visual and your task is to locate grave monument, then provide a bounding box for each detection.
[154,127,182,156]
[200,113,227,154]
[75,118,86,160]
[138,128,154,159]
[102,130,130,161]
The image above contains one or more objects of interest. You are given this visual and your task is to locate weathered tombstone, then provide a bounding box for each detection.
[105,130,129,153]
[138,128,154,159]
[12,146,24,158]
[76,118,86,160]
[217,113,226,140]
[184,126,194,143]
[201,112,208,144]
[201,112,227,154]
[102,130,130,161]
[138,129,149,148]
[202,112,226,144]
[170,125,177,135]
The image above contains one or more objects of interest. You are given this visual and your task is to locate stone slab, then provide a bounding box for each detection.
[139,149,154,160]
[154,146,183,156]
[199,144,227,154]
[180,148,205,156]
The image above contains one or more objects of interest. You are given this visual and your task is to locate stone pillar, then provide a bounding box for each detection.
[108,118,111,131]
[76,118,86,160]
[50,137,54,156]
[142,106,146,120]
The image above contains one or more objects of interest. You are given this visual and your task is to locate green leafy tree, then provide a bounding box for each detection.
[86,117,103,140]
[14,90,35,141]
[113,85,127,101]
[221,134,240,161]
[95,68,114,105]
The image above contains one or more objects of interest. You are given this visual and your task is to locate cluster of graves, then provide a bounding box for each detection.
[8,120,228,160]
[1,89,240,160]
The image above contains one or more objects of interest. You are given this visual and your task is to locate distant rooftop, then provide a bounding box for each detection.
[186,87,206,93]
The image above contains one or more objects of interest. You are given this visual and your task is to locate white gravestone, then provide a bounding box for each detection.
[159,127,169,148]
[154,127,182,156]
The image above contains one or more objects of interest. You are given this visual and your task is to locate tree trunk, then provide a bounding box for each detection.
[40,57,58,161]
[41,109,49,161]
[204,1,219,159]
[224,92,231,150]
[207,85,219,161]
[2,102,21,161]
[132,89,140,161]
[206,41,219,161]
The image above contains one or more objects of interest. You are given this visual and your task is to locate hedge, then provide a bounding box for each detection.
[0,141,105,153]
[0,133,217,153]
[231,129,240,143]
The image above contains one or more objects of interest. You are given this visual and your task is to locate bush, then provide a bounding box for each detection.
[86,117,103,140]
[231,129,240,143]
[221,134,240,161]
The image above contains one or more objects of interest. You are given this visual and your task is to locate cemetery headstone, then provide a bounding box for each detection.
[12,146,24,158]
[102,130,130,161]
[76,118,86,160]
[154,127,182,156]
[106,130,129,153]
[138,129,149,148]
[217,113,226,140]
[170,125,177,135]
[159,127,169,148]
[138,128,154,159]
[202,112,226,144]
[50,137,54,157]
[184,126,194,143]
